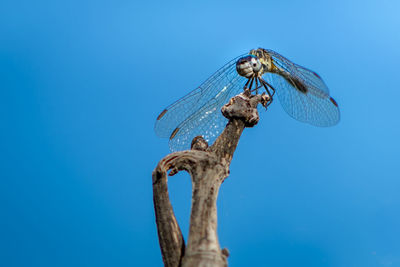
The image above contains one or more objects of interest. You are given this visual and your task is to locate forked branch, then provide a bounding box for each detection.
[152,91,269,267]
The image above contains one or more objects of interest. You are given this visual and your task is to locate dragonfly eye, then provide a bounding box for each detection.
[236,55,262,78]
[250,57,262,72]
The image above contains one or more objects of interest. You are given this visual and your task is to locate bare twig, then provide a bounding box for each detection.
[152,91,269,267]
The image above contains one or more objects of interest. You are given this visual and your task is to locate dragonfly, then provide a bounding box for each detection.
[155,48,340,151]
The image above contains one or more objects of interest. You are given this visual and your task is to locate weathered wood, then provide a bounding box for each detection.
[152,157,186,267]
[153,91,269,267]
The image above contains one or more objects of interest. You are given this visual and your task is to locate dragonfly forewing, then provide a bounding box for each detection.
[169,74,248,151]
[154,54,247,151]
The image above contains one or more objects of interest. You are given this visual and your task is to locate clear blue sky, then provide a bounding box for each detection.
[1,0,399,266]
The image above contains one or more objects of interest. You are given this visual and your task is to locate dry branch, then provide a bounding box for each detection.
[152,91,269,267]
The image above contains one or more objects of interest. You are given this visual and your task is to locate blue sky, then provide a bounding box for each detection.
[1,0,399,266]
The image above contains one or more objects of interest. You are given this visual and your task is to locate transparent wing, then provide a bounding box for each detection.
[154,54,248,151]
[263,49,340,126]
[169,74,247,151]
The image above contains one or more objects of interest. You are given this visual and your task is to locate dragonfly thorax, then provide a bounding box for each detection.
[236,55,262,78]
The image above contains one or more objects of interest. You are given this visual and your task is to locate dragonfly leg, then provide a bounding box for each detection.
[250,78,263,94]
[248,77,255,91]
[261,79,276,97]
[255,78,259,94]
[244,78,251,89]
[260,79,274,107]
[252,78,263,94]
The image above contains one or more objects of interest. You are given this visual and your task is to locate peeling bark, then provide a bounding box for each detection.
[152,91,269,267]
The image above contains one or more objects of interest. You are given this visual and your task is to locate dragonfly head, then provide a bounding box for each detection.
[236,55,262,78]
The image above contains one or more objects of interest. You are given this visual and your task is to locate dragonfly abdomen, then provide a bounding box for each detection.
[284,75,308,94]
